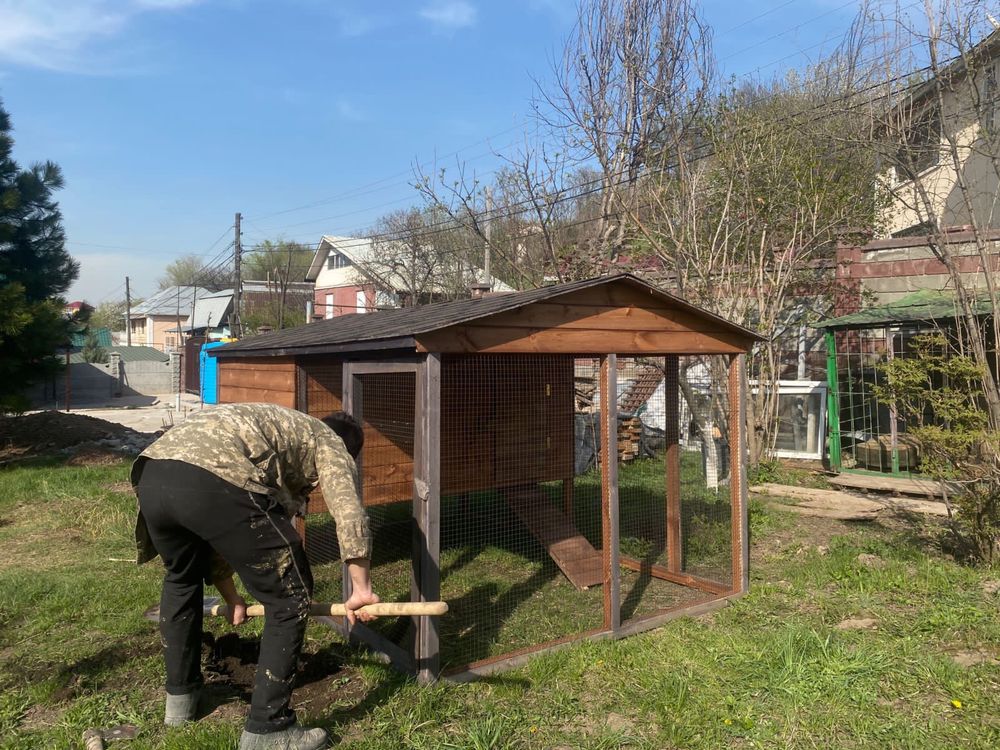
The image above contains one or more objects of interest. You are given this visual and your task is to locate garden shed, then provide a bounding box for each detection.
[818,290,996,476]
[210,273,759,682]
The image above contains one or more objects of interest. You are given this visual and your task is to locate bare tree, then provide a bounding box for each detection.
[366,207,478,306]
[537,0,714,259]
[158,253,231,291]
[857,0,1000,423]
[242,240,313,329]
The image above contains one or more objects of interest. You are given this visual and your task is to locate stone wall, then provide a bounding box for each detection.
[27,353,181,408]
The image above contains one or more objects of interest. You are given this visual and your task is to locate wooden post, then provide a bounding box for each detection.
[341,364,362,634]
[563,357,575,518]
[664,355,682,572]
[728,354,749,594]
[414,353,442,682]
[599,355,620,633]
[293,360,309,539]
[64,348,71,412]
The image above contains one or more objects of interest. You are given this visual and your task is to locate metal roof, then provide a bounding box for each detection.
[189,290,233,330]
[69,345,169,364]
[70,327,113,348]
[816,289,996,330]
[305,235,515,292]
[132,286,213,317]
[212,273,763,357]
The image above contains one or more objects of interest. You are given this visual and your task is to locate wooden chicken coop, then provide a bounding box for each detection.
[211,274,759,682]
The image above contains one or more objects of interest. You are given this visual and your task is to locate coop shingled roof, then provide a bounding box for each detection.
[211,273,763,357]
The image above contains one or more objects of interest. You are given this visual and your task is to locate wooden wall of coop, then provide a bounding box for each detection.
[212,275,758,682]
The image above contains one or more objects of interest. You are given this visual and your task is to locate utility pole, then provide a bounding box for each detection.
[233,212,243,337]
[484,187,493,291]
[125,276,132,347]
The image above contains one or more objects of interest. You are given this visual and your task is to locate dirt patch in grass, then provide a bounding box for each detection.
[752,513,849,563]
[64,445,128,466]
[200,633,367,721]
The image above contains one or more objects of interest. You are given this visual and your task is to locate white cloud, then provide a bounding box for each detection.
[0,1,200,73]
[335,98,366,122]
[419,1,477,30]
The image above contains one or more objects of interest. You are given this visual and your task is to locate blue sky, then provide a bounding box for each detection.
[0,0,866,304]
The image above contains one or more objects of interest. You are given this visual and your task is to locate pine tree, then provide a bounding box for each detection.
[0,98,79,412]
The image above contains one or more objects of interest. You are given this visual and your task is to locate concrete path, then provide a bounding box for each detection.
[33,393,213,433]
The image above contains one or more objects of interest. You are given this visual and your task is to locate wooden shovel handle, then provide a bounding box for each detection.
[209,601,448,618]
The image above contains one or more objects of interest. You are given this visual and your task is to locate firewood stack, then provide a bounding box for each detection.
[618,416,644,462]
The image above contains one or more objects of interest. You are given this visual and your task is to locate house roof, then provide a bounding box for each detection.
[70,327,113,348]
[816,289,996,330]
[132,285,214,317]
[305,235,515,293]
[212,273,763,357]
[69,345,169,364]
[904,28,1000,108]
[189,289,233,330]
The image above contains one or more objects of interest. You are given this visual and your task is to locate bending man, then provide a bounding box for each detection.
[132,402,378,750]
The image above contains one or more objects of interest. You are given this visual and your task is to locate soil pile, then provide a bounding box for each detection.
[0,411,156,463]
[201,633,363,719]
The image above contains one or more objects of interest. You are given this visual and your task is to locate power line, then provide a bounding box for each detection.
[721,0,863,64]
[248,60,937,264]
[720,0,800,36]
[256,52,930,252]
[249,122,533,223]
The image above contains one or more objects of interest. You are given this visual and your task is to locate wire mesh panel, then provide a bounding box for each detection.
[300,357,346,606]
[615,355,734,626]
[299,360,418,656]
[438,354,605,671]
[350,372,418,651]
[833,328,918,475]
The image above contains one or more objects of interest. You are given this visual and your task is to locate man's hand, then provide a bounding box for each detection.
[344,588,381,625]
[214,575,248,626]
[344,558,379,625]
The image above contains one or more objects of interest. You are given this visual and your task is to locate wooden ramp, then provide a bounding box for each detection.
[828,473,959,499]
[504,486,604,590]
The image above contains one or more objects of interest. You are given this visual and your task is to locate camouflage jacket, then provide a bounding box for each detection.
[132,402,371,581]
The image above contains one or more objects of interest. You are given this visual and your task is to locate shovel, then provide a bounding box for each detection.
[82,724,137,750]
[206,600,449,619]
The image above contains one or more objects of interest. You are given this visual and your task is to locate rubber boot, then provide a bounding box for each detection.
[163,690,199,726]
[237,724,329,750]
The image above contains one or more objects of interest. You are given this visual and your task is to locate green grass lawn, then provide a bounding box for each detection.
[1,456,998,749]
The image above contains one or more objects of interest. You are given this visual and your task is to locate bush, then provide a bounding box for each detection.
[875,334,1000,564]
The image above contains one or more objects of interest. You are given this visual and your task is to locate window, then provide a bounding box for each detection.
[324,293,334,319]
[896,105,941,180]
[985,63,997,136]
[356,289,367,314]
[326,252,351,270]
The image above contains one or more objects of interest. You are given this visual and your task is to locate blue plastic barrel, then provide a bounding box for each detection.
[200,341,226,404]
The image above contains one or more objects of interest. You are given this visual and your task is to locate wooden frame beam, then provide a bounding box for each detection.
[599,354,621,634]
[413,352,442,683]
[728,354,749,594]
[663,355,682,572]
[618,556,729,595]
[341,363,362,638]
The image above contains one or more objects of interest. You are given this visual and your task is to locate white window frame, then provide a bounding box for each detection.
[750,379,828,460]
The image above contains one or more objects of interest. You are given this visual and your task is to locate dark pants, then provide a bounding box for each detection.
[135,459,313,734]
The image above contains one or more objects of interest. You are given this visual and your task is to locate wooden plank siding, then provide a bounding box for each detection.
[440,355,574,493]
[415,286,749,355]
[217,357,296,408]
